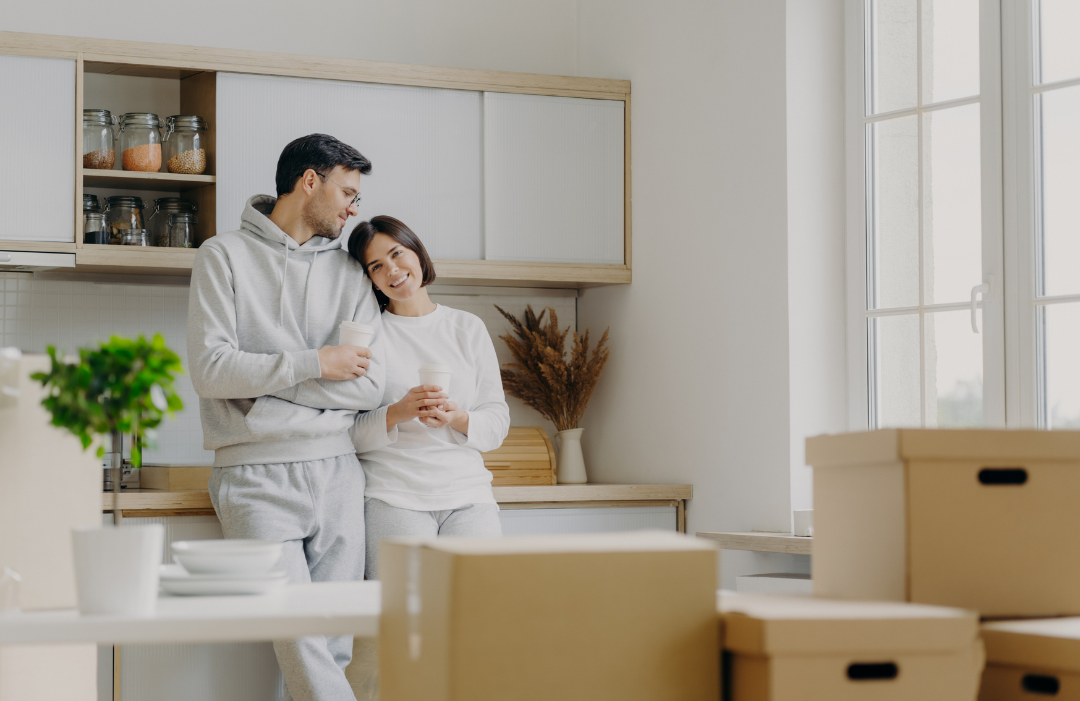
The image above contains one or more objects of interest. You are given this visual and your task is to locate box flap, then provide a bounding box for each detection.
[983,618,1080,673]
[807,429,1080,467]
[718,592,978,656]
[386,530,717,556]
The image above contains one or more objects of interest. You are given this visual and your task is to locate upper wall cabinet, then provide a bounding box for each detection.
[484,93,625,265]
[217,73,483,261]
[0,55,75,242]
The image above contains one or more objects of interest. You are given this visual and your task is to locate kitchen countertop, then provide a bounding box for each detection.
[0,581,380,646]
[102,484,693,513]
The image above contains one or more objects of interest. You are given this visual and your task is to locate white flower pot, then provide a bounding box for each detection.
[72,524,164,616]
[556,428,588,484]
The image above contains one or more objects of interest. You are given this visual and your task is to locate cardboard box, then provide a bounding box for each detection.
[380,530,720,701]
[807,429,1080,616]
[139,465,214,491]
[720,591,983,701]
[980,618,1080,700]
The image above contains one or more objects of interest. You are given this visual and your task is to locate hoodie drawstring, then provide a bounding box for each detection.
[279,240,290,327]
[303,250,318,337]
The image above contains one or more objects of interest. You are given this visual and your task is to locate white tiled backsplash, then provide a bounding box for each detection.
[0,272,574,465]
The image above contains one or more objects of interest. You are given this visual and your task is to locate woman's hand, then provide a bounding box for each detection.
[420,400,469,434]
[386,385,448,430]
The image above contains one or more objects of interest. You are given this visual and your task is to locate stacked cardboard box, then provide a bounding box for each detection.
[379,530,720,701]
[805,428,1080,701]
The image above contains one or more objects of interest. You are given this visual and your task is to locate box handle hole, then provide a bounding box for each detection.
[847,662,899,681]
[1022,674,1060,695]
[978,468,1028,486]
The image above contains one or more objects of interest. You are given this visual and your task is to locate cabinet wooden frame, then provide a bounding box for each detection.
[0,30,632,288]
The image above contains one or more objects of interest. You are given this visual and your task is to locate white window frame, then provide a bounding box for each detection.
[845,0,1007,431]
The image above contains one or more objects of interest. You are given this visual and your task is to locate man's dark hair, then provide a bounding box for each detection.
[348,216,436,311]
[275,134,372,198]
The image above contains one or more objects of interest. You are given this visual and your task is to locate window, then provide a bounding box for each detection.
[851,0,1080,430]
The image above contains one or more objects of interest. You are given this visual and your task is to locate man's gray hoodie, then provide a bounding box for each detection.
[187,195,384,467]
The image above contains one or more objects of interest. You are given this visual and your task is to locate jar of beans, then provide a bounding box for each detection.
[83,109,116,170]
[166,213,197,248]
[118,113,164,172]
[148,197,197,246]
[104,196,145,245]
[163,115,208,175]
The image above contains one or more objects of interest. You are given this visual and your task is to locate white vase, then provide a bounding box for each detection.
[72,523,164,616]
[556,428,587,484]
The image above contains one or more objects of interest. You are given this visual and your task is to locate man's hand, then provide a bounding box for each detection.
[317,345,371,380]
[386,385,448,429]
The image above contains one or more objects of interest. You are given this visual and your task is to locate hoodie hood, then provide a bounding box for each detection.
[238,195,347,329]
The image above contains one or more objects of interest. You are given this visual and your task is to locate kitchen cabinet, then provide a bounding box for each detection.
[484,92,626,264]
[0,54,76,243]
[0,32,631,288]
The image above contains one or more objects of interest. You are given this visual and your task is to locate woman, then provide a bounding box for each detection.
[347,215,509,579]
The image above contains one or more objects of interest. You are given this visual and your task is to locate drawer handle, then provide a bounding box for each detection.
[978,468,1028,486]
[847,662,898,681]
[1022,674,1060,695]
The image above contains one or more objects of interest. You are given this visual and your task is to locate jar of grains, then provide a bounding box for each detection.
[163,115,208,174]
[118,113,163,172]
[166,212,197,248]
[148,197,197,246]
[120,229,150,246]
[83,194,101,214]
[83,213,107,245]
[82,109,116,170]
[105,196,145,245]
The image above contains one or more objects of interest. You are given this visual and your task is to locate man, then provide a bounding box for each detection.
[187,133,382,701]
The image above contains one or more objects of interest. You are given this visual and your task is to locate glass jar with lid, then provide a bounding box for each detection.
[120,229,150,246]
[104,196,145,245]
[163,116,209,174]
[82,194,101,214]
[83,213,107,245]
[118,113,163,172]
[83,109,116,170]
[166,213,197,248]
[148,198,197,246]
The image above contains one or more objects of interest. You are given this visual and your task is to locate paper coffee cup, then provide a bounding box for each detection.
[339,321,374,348]
[418,363,452,394]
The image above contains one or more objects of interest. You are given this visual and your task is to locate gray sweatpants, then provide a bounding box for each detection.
[364,497,502,580]
[209,453,365,701]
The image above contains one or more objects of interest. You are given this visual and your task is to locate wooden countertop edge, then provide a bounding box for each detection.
[103,485,693,512]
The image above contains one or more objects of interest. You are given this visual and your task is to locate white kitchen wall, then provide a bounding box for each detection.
[0,272,575,464]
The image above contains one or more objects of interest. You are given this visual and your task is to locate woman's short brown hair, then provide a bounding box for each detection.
[347,215,436,310]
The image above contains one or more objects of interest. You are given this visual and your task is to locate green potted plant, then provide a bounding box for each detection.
[32,334,184,525]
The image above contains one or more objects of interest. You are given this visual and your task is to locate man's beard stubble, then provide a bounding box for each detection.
[301,195,344,240]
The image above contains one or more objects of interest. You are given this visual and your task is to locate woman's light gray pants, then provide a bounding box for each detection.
[363,497,502,580]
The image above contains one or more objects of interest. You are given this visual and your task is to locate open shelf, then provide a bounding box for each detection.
[82,169,215,192]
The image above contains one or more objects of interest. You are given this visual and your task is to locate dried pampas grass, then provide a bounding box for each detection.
[495,304,610,432]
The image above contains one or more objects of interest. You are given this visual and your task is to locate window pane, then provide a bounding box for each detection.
[868,0,918,114]
[1044,303,1080,428]
[1037,0,1080,85]
[924,104,982,305]
[1038,86,1080,297]
[872,314,921,427]
[926,309,983,427]
[869,116,920,309]
[922,0,980,104]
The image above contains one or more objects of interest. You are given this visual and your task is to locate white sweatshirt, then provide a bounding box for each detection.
[351,304,510,511]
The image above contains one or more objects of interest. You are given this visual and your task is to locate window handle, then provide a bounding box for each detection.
[971,277,992,333]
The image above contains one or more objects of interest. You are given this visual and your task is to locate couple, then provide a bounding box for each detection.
[186,133,509,700]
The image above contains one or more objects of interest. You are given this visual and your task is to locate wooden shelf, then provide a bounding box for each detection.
[82,169,215,192]
[76,245,197,276]
[696,531,813,556]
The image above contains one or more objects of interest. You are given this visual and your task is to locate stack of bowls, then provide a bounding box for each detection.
[160,540,287,596]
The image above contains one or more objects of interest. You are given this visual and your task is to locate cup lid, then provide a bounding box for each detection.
[340,321,374,332]
[418,363,452,373]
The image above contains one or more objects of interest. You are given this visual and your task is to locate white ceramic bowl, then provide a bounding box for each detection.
[171,539,283,575]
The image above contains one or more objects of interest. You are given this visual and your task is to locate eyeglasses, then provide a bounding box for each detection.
[316,172,362,207]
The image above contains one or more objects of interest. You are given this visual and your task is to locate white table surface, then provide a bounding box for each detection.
[0,581,380,645]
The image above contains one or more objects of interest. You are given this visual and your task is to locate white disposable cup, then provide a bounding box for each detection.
[793,509,813,537]
[339,321,374,348]
[72,524,164,616]
[418,363,452,395]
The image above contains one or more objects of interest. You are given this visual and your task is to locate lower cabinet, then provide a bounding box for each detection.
[99,505,678,701]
